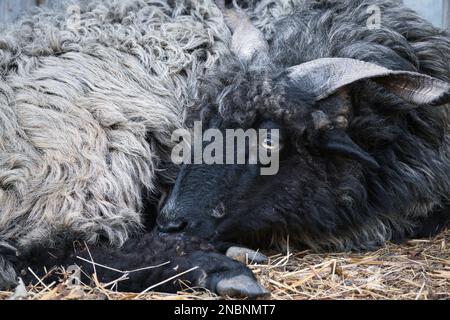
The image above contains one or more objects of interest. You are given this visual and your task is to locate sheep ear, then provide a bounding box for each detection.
[216,0,269,63]
[287,58,450,106]
[319,129,380,169]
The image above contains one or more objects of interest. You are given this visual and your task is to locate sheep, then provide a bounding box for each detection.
[157,0,450,252]
[0,0,271,297]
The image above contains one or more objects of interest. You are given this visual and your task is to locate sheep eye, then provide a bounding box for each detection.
[261,132,283,152]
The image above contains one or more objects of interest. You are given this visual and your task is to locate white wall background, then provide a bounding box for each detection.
[0,0,43,24]
[403,0,443,27]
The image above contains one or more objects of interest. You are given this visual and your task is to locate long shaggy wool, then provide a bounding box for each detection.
[0,0,238,249]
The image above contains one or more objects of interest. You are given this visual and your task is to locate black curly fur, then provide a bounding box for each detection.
[13,232,254,293]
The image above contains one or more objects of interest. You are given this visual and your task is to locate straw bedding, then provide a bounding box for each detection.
[1,229,448,300]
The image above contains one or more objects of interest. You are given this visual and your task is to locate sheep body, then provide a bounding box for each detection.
[0,0,231,249]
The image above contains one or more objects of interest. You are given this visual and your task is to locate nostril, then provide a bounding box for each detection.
[158,219,188,233]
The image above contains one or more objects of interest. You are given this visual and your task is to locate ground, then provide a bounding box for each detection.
[1,229,448,300]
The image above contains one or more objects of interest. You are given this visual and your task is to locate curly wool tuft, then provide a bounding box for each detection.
[0,0,236,249]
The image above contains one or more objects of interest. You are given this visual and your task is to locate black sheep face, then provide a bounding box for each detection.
[157,118,304,246]
[157,78,379,249]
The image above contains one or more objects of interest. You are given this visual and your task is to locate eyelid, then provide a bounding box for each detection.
[261,130,284,152]
[268,129,283,143]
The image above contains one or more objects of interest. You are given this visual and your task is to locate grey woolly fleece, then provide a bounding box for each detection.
[0,0,234,248]
[0,0,298,249]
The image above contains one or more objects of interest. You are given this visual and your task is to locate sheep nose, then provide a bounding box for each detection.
[157,219,188,233]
